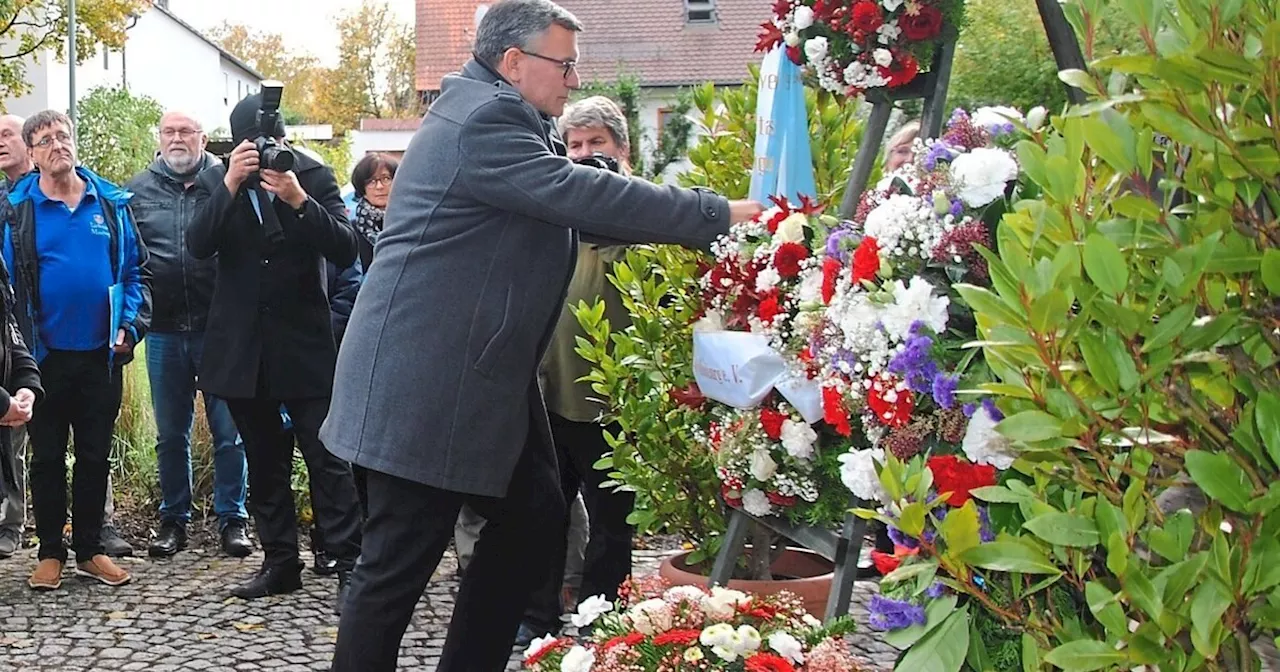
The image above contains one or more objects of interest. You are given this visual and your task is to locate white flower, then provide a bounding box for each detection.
[792,4,815,29]
[755,266,781,293]
[570,594,613,628]
[742,488,773,517]
[802,613,823,629]
[877,21,902,44]
[769,631,806,664]
[838,447,886,501]
[780,419,817,460]
[664,585,708,604]
[1025,106,1047,131]
[749,449,778,482]
[804,36,829,62]
[784,31,802,47]
[628,598,674,635]
[524,634,559,660]
[560,645,595,672]
[862,193,938,258]
[881,0,904,10]
[703,587,751,621]
[775,212,807,243]
[698,623,761,662]
[949,147,1019,208]
[797,267,824,305]
[962,404,1018,469]
[693,310,725,333]
[971,105,1024,132]
[882,277,950,341]
[736,625,763,653]
[873,48,893,67]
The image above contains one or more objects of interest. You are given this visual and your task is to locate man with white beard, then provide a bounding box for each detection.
[126,111,252,558]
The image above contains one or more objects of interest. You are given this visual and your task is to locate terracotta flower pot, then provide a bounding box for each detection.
[658,547,836,618]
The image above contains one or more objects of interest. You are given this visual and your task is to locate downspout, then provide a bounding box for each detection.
[121,12,140,90]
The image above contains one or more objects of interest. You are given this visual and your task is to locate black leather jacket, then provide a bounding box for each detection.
[126,153,219,333]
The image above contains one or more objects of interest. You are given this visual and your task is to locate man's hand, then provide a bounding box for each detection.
[112,328,133,355]
[728,200,765,224]
[224,140,260,195]
[261,169,307,210]
[1,395,31,427]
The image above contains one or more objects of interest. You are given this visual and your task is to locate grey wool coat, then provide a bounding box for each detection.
[320,59,731,497]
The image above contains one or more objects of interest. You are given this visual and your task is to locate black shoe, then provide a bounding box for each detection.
[230,562,303,599]
[221,520,253,558]
[334,570,352,616]
[100,525,134,557]
[514,621,554,648]
[311,549,339,576]
[148,521,187,558]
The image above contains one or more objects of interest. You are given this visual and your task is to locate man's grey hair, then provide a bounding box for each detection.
[473,0,584,68]
[558,96,630,152]
[23,109,74,147]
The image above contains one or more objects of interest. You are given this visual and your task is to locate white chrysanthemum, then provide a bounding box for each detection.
[665,585,708,604]
[742,488,773,517]
[877,21,901,44]
[570,594,613,628]
[971,105,1024,132]
[882,277,950,341]
[873,48,893,67]
[962,405,1018,469]
[784,31,801,47]
[775,212,807,243]
[792,4,815,29]
[560,646,595,672]
[749,449,777,482]
[949,147,1019,208]
[804,36,829,62]
[755,266,781,293]
[703,587,750,621]
[628,598,674,635]
[838,447,886,501]
[833,293,882,352]
[769,631,806,664]
[780,419,817,460]
[797,267,824,305]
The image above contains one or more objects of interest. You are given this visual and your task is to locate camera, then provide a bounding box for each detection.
[254,81,295,172]
[572,152,620,173]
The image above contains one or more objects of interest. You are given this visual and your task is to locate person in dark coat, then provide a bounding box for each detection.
[323,1,762,668]
[187,93,362,607]
[0,254,42,543]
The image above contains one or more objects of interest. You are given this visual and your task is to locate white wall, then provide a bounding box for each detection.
[348,129,416,166]
[635,88,705,183]
[2,8,259,138]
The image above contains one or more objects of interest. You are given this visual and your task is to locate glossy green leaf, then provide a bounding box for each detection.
[996,411,1064,443]
[1086,581,1130,634]
[1123,565,1164,621]
[1145,510,1194,562]
[1191,579,1232,657]
[1044,639,1129,671]
[962,542,1061,574]
[1184,450,1253,512]
[885,595,957,649]
[881,559,939,586]
[1083,234,1128,297]
[1262,249,1280,295]
[938,501,982,556]
[1141,303,1196,353]
[1258,392,1280,472]
[895,606,970,672]
[1024,512,1100,548]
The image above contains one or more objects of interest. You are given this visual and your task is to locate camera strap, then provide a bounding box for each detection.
[248,189,286,248]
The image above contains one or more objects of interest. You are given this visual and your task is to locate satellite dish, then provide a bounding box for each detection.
[475,5,489,27]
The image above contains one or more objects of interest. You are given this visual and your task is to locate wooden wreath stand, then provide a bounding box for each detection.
[707,2,1090,623]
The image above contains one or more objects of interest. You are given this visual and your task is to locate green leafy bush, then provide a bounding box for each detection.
[75,86,163,185]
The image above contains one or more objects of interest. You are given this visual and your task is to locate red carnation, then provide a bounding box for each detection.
[722,483,743,506]
[524,637,572,665]
[882,52,920,88]
[786,44,803,64]
[745,653,798,672]
[756,293,783,323]
[773,242,809,278]
[871,550,901,575]
[669,382,707,409]
[851,236,881,283]
[822,385,852,436]
[867,375,914,428]
[766,491,798,507]
[821,256,843,304]
[759,407,787,440]
[850,1,884,33]
[901,4,944,41]
[928,455,997,507]
[653,628,702,647]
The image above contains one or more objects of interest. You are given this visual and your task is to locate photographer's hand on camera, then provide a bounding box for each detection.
[260,168,308,210]
[224,140,260,195]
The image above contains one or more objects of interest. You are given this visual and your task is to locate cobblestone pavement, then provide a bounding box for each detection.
[0,539,897,671]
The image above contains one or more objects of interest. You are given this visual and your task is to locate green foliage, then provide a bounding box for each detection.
[575,72,695,180]
[75,86,163,185]
[0,0,146,103]
[875,0,1280,668]
[296,136,353,187]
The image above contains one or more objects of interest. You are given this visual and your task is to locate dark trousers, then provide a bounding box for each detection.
[332,433,567,672]
[526,414,636,630]
[226,397,361,570]
[28,349,122,562]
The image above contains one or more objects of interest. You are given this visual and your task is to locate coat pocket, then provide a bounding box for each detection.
[473,284,516,379]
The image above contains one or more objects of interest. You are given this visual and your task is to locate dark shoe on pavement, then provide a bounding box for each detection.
[100,525,134,557]
[230,561,303,599]
[311,549,338,576]
[514,621,555,648]
[0,527,20,558]
[148,521,187,558]
[221,520,253,558]
[334,570,352,616]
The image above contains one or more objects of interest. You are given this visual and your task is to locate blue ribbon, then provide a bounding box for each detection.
[748,47,817,205]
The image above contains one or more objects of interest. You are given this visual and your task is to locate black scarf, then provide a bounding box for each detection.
[353,198,385,245]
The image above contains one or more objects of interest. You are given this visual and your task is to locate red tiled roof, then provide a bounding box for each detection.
[358,118,423,131]
[416,0,765,92]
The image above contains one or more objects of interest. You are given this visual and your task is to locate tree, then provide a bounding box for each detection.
[210,23,326,123]
[314,1,422,134]
[75,86,163,185]
[0,0,148,103]
[576,72,695,180]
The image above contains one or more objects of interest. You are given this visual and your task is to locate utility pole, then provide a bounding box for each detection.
[68,0,77,126]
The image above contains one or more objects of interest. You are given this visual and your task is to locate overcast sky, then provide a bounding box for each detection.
[166,0,416,68]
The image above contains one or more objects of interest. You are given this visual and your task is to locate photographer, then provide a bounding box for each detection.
[187,88,362,608]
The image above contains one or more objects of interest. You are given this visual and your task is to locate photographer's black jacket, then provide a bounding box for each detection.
[186,150,357,400]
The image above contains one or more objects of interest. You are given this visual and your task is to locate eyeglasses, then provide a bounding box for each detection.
[33,132,72,149]
[161,128,202,139]
[367,176,393,188]
[519,49,578,79]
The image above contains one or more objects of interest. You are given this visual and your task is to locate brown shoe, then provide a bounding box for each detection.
[28,559,64,590]
[75,554,131,586]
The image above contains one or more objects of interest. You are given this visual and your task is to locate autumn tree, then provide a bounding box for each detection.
[313,1,421,134]
[0,0,148,103]
[209,23,326,122]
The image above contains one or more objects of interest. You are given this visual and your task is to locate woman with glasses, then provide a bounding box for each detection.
[348,153,399,271]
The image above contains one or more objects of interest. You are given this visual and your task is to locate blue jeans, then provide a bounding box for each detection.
[146,332,248,526]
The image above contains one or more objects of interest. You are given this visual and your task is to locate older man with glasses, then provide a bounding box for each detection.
[126,111,252,560]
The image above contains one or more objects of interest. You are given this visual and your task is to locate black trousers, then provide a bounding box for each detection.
[226,397,362,570]
[525,414,636,630]
[28,349,122,562]
[332,433,567,672]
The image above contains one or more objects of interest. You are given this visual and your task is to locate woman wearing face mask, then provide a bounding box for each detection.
[348,153,399,272]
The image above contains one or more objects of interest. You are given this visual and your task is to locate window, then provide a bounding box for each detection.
[685,0,716,23]
[657,108,677,135]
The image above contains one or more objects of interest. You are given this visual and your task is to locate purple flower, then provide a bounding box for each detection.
[825,227,856,264]
[962,403,977,417]
[888,332,939,395]
[978,506,995,543]
[981,397,1005,422]
[949,198,965,217]
[931,374,959,410]
[923,142,958,171]
[925,582,946,599]
[947,108,970,126]
[868,594,927,631]
[831,348,859,373]
[887,525,919,550]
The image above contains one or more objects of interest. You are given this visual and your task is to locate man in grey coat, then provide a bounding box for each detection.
[324,1,762,669]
